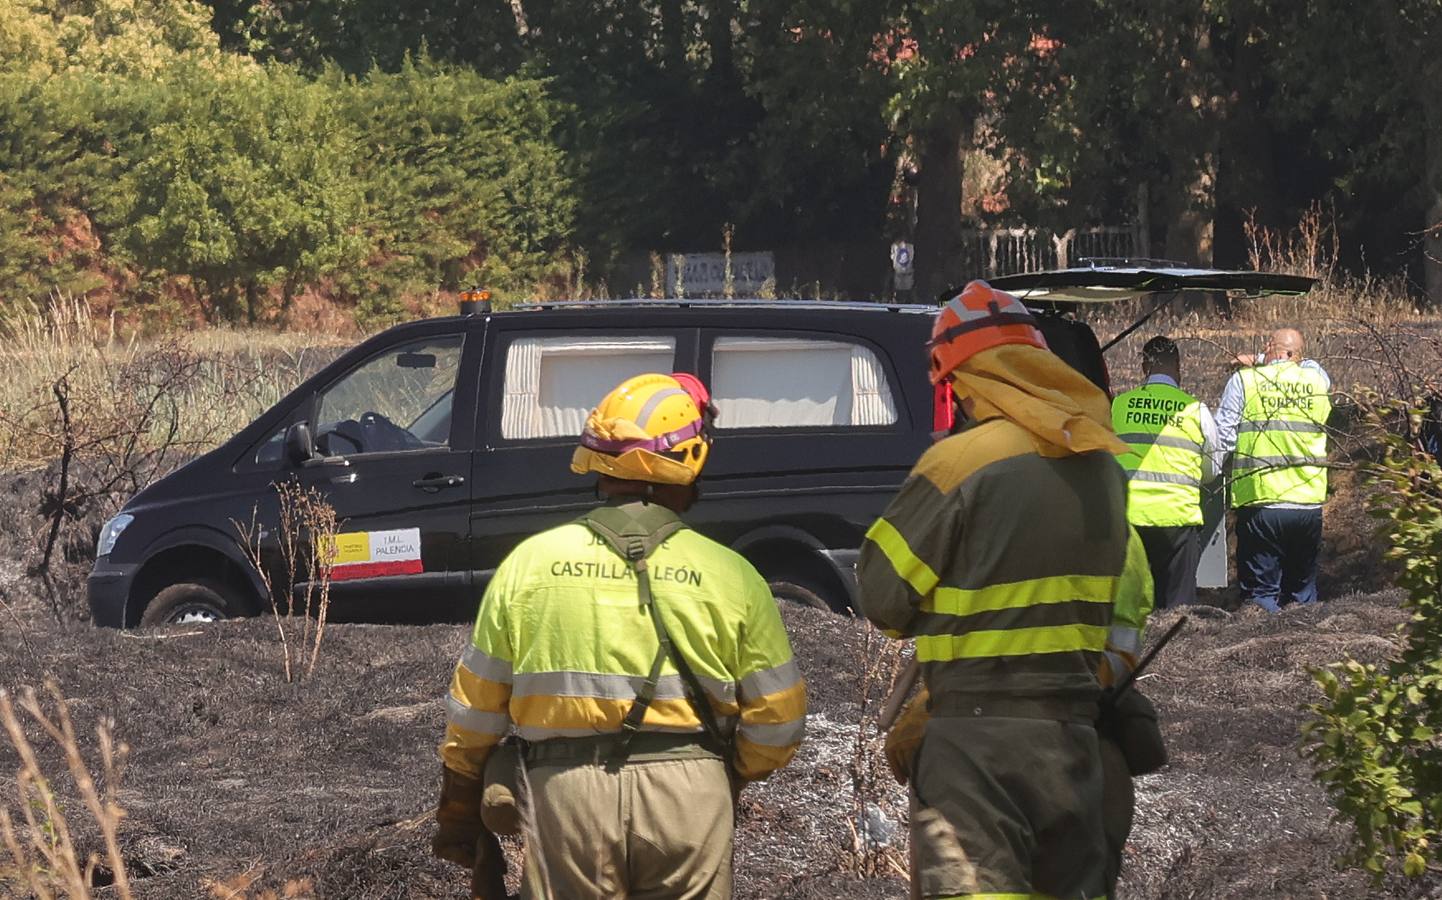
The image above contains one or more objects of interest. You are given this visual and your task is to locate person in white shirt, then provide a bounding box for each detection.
[1215,328,1332,612]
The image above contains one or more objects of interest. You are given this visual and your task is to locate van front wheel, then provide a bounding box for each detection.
[140,579,252,627]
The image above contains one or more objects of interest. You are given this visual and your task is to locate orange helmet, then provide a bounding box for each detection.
[928,280,1047,384]
[570,373,712,485]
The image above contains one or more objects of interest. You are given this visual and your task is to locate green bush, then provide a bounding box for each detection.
[330,59,575,329]
[1304,401,1442,879]
[0,3,575,328]
[103,61,367,323]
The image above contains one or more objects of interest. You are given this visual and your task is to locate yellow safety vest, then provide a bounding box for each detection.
[1112,383,1206,527]
[440,501,806,782]
[1231,363,1331,507]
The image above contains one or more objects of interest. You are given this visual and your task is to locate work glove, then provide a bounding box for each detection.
[434,766,485,867]
[883,687,930,786]
[1096,686,1167,777]
[435,766,513,900]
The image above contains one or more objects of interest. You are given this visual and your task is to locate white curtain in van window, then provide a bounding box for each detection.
[500,337,676,439]
[712,337,896,428]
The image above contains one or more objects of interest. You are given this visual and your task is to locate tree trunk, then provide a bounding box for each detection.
[1422,73,1442,305]
[706,0,736,85]
[659,0,685,73]
[245,278,260,326]
[1164,148,1217,267]
[281,277,297,327]
[913,117,968,299]
[1425,169,1442,308]
[1215,9,1279,268]
[1162,12,1221,267]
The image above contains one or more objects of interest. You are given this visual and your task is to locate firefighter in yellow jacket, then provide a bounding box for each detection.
[433,372,806,900]
[858,280,1131,899]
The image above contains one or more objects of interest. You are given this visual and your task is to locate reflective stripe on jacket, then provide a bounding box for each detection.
[857,418,1129,703]
[1100,525,1155,686]
[1231,362,1331,507]
[1112,383,1206,527]
[440,508,806,781]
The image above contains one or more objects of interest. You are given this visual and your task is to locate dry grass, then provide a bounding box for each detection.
[0,297,351,470]
[0,680,131,900]
[1084,204,1441,410]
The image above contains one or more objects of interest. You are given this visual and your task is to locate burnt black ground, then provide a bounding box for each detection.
[2,596,1441,899]
[3,458,1441,898]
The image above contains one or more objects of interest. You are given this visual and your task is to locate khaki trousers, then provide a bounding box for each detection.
[521,756,733,900]
[909,716,1108,899]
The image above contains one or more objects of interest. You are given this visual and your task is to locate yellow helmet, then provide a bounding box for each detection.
[570,373,712,485]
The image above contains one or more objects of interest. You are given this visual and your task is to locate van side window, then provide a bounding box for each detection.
[711,337,897,429]
[314,335,464,456]
[500,336,676,440]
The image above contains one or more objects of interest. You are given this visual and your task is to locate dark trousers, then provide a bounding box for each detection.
[1235,506,1322,612]
[1136,525,1200,609]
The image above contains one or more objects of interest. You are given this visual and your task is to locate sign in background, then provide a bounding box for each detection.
[891,240,915,291]
[664,251,775,296]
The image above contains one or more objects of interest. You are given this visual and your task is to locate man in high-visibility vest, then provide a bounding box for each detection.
[433,372,806,899]
[859,280,1130,900]
[1111,336,1221,608]
[1216,328,1332,611]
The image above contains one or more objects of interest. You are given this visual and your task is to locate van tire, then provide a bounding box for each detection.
[140,579,253,627]
[769,580,832,612]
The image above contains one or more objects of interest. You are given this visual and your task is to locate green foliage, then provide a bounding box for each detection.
[3,0,1440,318]
[207,0,524,77]
[107,62,367,323]
[0,0,223,77]
[331,60,575,328]
[0,0,575,326]
[1303,401,1442,879]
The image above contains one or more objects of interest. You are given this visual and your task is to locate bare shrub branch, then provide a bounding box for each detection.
[232,480,340,683]
[0,680,132,900]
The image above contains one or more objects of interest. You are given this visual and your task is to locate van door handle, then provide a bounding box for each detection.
[413,473,466,492]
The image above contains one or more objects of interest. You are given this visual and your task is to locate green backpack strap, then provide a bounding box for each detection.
[580,503,728,759]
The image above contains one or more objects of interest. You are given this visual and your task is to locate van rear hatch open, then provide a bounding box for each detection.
[987,263,1317,356]
[980,263,1318,590]
[987,264,1315,304]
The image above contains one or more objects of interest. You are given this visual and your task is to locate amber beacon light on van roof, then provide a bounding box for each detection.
[459,288,492,316]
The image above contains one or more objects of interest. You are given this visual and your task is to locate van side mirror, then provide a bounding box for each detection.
[284,422,316,466]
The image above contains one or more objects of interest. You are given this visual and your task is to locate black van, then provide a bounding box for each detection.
[88,267,1312,627]
[90,300,941,626]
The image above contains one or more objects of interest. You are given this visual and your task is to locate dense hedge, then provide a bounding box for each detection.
[0,55,573,327]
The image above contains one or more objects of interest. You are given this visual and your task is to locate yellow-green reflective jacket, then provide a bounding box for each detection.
[857,418,1129,703]
[1232,362,1331,507]
[1102,526,1155,686]
[1112,383,1206,527]
[440,504,806,782]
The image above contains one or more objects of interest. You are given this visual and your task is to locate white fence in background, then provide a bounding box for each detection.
[957,225,1143,278]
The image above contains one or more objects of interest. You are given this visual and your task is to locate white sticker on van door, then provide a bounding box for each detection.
[330,528,423,581]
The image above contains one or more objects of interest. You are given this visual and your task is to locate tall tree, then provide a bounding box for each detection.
[879,1,1088,294]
